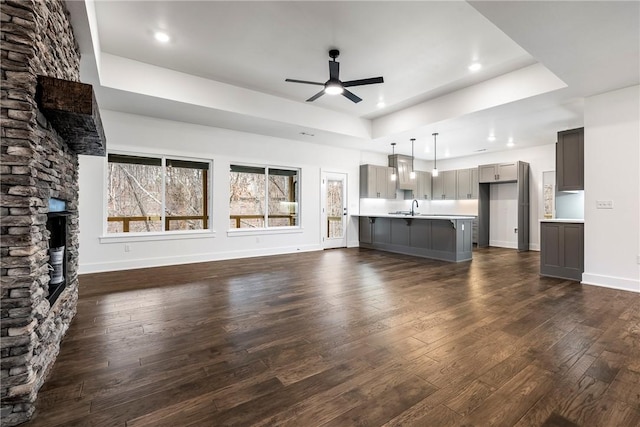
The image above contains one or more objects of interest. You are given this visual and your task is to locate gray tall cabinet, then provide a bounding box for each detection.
[478,161,530,251]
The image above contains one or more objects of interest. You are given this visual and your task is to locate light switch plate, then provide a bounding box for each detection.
[596,200,613,209]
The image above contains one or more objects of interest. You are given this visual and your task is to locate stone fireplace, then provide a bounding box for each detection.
[1,1,104,425]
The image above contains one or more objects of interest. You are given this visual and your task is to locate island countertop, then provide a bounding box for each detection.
[355,213,477,220]
[539,218,584,223]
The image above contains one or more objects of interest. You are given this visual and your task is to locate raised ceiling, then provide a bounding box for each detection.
[67,1,639,160]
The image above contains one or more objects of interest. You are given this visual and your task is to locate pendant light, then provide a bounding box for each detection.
[390,142,397,181]
[410,138,416,179]
[432,133,439,177]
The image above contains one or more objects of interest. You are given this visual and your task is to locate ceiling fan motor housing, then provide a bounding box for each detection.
[285,48,383,103]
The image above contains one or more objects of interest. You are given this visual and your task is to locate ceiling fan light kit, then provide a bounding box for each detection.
[285,49,384,103]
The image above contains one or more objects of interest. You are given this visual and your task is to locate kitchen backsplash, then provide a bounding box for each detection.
[359,197,479,216]
[556,190,584,219]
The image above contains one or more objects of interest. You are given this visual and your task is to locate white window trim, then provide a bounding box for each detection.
[229,162,301,232]
[103,150,213,238]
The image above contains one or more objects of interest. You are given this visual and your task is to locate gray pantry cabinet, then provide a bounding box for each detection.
[478,161,530,251]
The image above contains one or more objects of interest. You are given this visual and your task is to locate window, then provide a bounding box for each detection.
[229,165,299,229]
[107,154,210,233]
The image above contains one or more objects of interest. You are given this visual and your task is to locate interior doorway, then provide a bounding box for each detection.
[321,172,347,249]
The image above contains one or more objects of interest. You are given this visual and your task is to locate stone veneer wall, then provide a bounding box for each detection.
[1,0,81,425]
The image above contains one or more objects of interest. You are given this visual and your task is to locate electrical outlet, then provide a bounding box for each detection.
[514,228,518,234]
[124,244,130,252]
[596,200,614,209]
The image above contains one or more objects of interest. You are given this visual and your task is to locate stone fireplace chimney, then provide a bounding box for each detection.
[1,1,105,425]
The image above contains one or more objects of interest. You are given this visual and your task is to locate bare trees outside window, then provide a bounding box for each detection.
[107,154,210,233]
[229,165,299,229]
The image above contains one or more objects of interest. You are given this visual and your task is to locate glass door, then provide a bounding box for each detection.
[321,172,347,249]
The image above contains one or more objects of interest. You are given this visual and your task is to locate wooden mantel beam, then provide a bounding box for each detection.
[36,76,106,156]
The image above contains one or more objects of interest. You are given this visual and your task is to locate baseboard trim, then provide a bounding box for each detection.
[581,273,640,293]
[489,240,518,249]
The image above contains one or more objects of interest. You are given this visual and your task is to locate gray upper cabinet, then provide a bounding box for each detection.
[417,170,432,200]
[405,170,432,200]
[388,154,417,191]
[360,164,395,199]
[556,127,584,191]
[432,170,457,200]
[456,168,478,199]
[478,162,518,183]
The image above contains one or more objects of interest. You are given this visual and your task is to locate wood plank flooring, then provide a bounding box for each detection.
[22,247,640,426]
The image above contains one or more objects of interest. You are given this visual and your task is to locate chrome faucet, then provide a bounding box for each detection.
[411,199,419,216]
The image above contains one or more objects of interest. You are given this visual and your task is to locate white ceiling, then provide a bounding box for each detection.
[67,1,639,160]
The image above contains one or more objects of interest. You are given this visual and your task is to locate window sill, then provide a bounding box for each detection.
[100,230,216,244]
[227,227,303,237]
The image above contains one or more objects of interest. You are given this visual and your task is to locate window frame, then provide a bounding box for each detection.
[101,151,214,241]
[228,162,302,234]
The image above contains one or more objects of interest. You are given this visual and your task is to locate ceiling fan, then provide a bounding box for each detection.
[285,49,384,104]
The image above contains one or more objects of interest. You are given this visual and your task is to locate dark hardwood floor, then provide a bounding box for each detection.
[23,247,640,426]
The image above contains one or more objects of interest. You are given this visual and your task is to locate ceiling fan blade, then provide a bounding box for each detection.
[285,78,325,86]
[329,60,339,80]
[343,77,384,87]
[342,89,362,103]
[306,90,325,102]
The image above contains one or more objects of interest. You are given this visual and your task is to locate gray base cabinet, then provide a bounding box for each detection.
[359,216,473,262]
[540,221,584,281]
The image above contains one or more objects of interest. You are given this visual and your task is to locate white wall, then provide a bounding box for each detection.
[359,144,556,250]
[583,85,640,293]
[79,110,363,273]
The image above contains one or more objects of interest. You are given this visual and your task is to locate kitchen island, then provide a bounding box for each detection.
[356,214,475,262]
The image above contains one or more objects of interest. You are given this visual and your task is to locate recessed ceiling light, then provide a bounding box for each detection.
[487,135,496,142]
[468,62,482,72]
[377,101,386,108]
[154,31,171,43]
[507,138,515,147]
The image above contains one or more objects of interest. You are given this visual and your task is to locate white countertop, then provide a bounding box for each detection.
[540,218,584,223]
[355,213,476,220]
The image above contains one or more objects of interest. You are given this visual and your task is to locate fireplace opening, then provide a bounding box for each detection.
[46,198,70,306]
